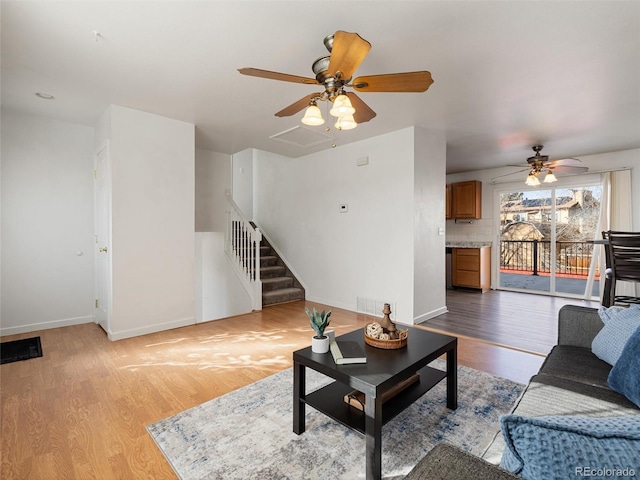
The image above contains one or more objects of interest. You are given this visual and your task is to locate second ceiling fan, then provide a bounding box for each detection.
[492,145,589,185]
[238,30,434,130]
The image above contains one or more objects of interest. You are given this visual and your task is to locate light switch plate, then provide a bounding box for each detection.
[339,204,348,213]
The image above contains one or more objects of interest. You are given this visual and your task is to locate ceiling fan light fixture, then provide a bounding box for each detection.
[525,172,541,186]
[335,114,357,130]
[543,171,558,183]
[329,94,355,117]
[301,104,325,126]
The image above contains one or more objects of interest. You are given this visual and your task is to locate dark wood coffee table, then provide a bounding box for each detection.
[293,326,457,480]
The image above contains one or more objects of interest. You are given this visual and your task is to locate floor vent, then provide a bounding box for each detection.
[356,297,396,321]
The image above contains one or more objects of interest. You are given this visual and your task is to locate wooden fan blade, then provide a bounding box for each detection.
[275,93,321,117]
[546,158,583,167]
[352,71,434,92]
[549,165,589,175]
[238,68,317,85]
[345,92,376,123]
[328,31,371,81]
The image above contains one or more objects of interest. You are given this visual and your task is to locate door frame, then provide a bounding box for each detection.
[493,174,603,300]
[94,142,113,334]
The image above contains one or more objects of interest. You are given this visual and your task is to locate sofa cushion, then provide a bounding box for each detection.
[592,305,640,365]
[538,345,611,388]
[557,305,604,348]
[481,374,639,465]
[608,325,640,408]
[499,415,640,480]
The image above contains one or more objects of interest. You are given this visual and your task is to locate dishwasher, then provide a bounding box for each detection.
[445,247,453,289]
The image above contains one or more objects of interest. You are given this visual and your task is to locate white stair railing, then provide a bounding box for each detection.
[225,191,262,310]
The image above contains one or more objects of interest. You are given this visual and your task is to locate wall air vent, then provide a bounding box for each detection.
[356,297,396,321]
[269,125,332,148]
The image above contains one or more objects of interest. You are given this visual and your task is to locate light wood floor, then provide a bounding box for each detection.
[1,298,545,479]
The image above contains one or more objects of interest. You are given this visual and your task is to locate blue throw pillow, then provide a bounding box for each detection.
[499,415,640,480]
[608,325,640,408]
[592,305,640,365]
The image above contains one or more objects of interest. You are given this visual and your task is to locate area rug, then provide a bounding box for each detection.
[147,360,523,480]
[0,336,43,365]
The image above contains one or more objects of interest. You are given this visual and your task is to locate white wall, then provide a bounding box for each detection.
[1,110,95,335]
[195,149,254,321]
[195,232,253,322]
[106,105,196,340]
[413,128,448,322]
[196,148,231,232]
[232,148,254,219]
[254,127,445,324]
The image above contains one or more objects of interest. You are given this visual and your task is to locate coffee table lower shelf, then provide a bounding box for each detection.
[302,365,447,435]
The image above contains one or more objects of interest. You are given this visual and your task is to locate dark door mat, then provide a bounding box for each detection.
[1,337,43,365]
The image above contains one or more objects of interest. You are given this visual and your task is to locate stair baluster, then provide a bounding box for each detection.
[225,192,262,310]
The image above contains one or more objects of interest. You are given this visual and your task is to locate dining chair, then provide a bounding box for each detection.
[603,230,640,306]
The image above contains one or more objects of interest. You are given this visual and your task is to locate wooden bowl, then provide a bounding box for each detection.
[364,326,408,349]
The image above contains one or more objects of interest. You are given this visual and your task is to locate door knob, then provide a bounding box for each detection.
[99,247,108,253]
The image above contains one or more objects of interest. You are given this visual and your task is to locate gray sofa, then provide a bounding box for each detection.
[405,305,639,480]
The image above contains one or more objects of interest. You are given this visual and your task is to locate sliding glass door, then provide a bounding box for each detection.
[498,183,602,299]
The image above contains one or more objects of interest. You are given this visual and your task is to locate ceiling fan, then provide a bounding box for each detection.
[238,30,434,131]
[494,145,589,185]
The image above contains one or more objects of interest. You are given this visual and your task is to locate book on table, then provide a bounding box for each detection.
[344,373,421,411]
[330,340,367,364]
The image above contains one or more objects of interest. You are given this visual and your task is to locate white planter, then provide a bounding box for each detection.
[311,335,330,354]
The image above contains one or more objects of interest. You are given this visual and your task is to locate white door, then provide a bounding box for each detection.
[95,143,112,333]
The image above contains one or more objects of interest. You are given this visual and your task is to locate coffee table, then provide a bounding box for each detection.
[293,326,457,480]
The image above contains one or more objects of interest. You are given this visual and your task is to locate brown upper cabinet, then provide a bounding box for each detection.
[449,180,482,219]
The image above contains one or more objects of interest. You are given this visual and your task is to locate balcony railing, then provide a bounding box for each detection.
[500,240,599,277]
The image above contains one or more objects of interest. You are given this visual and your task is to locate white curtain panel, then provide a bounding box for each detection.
[610,169,636,299]
[585,172,610,300]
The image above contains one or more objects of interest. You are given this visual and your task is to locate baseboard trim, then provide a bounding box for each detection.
[304,295,353,313]
[413,306,449,325]
[107,316,196,341]
[0,315,94,337]
[304,297,449,326]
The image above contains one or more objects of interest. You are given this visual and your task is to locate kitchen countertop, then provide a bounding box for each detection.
[446,242,492,248]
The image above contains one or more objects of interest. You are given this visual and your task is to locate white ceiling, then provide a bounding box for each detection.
[2,1,639,174]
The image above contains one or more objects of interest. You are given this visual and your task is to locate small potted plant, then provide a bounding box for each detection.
[305,307,332,353]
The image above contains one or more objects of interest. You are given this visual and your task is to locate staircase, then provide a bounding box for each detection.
[225,191,304,310]
[259,237,305,306]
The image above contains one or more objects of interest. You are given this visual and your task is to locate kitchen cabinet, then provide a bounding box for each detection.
[451,180,482,219]
[452,246,491,292]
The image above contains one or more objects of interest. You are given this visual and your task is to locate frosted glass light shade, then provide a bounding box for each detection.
[329,94,355,117]
[335,114,357,130]
[543,171,558,183]
[301,105,324,126]
[525,173,541,186]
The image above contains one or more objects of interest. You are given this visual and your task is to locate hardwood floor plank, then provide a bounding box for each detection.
[1,296,551,479]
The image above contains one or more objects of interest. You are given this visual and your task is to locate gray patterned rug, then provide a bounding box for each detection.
[147,360,523,480]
